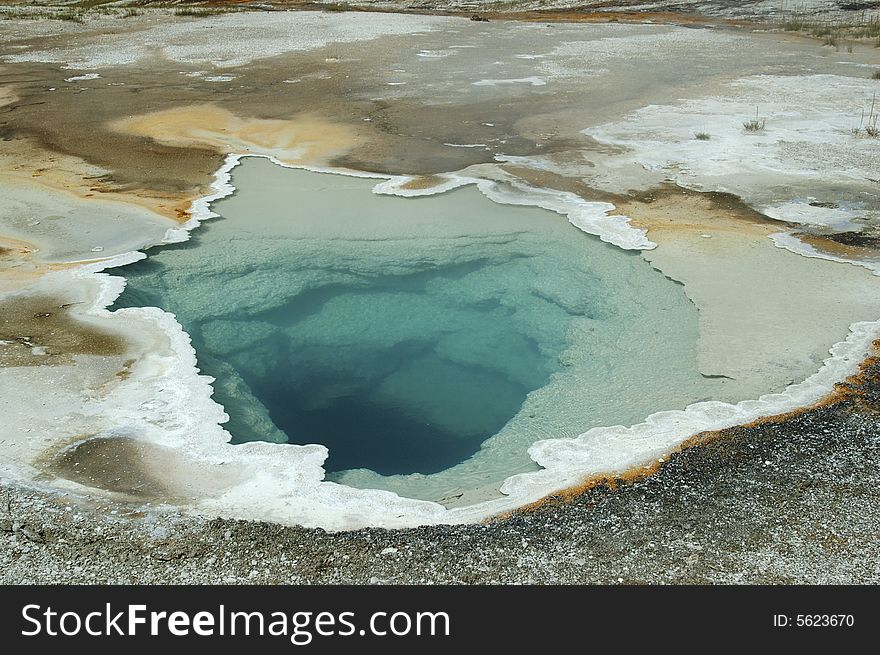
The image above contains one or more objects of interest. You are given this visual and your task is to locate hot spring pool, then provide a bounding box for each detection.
[114,157,738,505]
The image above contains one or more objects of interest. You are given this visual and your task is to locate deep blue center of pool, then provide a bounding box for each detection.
[110,159,701,492]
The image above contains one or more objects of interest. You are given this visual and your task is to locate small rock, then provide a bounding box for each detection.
[380,547,398,556]
[21,527,44,543]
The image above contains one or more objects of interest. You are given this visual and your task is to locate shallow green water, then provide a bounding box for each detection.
[114,157,726,503]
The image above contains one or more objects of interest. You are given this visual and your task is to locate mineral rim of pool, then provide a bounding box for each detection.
[114,157,760,506]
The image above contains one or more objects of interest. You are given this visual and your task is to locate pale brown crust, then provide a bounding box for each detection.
[796,232,880,264]
[399,175,447,191]
[0,294,128,367]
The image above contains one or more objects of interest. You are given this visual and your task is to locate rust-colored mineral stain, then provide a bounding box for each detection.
[199,1,740,27]
[490,463,664,523]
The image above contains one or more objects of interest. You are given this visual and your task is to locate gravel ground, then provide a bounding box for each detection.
[2,351,878,584]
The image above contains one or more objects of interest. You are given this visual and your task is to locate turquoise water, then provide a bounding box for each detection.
[114,157,723,504]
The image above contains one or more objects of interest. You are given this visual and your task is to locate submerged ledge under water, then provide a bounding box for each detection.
[113,156,814,504]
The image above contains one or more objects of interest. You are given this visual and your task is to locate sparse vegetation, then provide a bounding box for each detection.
[694,132,711,140]
[872,70,880,79]
[73,0,116,9]
[0,2,240,21]
[56,10,85,23]
[0,9,40,21]
[853,92,879,138]
[778,10,880,47]
[783,19,808,32]
[173,7,224,17]
[743,107,766,132]
[851,19,880,40]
